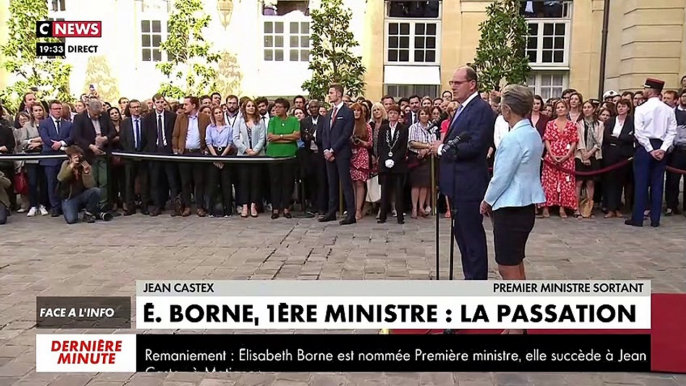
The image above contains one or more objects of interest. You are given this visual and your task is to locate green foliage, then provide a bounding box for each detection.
[0,0,74,111]
[83,56,120,105]
[215,51,243,97]
[472,0,530,92]
[156,0,220,99]
[302,0,366,101]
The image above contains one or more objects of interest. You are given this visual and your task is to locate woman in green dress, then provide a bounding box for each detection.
[266,98,300,219]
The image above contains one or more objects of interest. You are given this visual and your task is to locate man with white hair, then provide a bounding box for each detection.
[72,98,117,211]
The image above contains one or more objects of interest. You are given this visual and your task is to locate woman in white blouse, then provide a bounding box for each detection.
[234,98,267,218]
[492,114,510,150]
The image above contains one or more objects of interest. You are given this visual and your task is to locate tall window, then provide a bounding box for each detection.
[50,0,66,12]
[45,17,65,59]
[386,21,439,64]
[263,20,310,62]
[520,0,572,18]
[387,1,440,18]
[526,21,569,66]
[527,72,567,101]
[141,20,163,62]
[523,1,571,68]
[262,0,309,16]
[384,84,439,99]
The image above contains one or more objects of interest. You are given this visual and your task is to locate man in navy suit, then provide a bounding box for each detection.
[39,100,74,217]
[431,66,494,280]
[319,83,356,225]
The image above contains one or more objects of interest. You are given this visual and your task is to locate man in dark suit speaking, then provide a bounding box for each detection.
[319,83,356,225]
[431,66,494,280]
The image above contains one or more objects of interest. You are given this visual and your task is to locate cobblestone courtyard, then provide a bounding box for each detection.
[1,213,685,385]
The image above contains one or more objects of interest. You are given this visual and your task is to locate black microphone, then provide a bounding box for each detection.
[442,132,472,154]
[428,111,449,136]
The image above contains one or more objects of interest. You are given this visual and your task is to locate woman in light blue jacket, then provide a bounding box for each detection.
[233,98,267,218]
[481,84,546,334]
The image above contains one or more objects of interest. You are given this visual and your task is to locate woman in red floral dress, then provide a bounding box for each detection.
[349,103,373,220]
[541,100,578,218]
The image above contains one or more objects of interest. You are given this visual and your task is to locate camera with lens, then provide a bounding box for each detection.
[302,127,315,141]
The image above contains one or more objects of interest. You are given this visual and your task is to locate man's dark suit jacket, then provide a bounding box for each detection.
[321,103,354,159]
[38,116,74,167]
[120,116,147,153]
[143,110,177,154]
[301,115,324,152]
[377,123,408,174]
[71,111,116,162]
[439,95,495,202]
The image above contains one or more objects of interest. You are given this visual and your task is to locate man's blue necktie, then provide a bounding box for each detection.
[134,119,141,151]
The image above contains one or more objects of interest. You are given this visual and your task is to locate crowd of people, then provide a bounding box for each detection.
[0,72,685,227]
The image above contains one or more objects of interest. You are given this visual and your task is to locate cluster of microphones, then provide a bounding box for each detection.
[426,111,471,154]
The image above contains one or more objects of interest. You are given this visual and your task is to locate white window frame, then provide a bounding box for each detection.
[140,0,172,13]
[384,20,441,65]
[384,1,442,19]
[262,14,311,63]
[43,17,65,60]
[526,72,569,101]
[384,84,441,100]
[49,0,66,12]
[525,19,571,70]
[140,19,165,63]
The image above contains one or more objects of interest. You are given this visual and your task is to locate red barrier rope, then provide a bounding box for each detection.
[541,157,633,176]
[666,166,686,174]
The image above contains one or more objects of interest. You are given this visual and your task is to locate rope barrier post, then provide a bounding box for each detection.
[449,216,454,281]
[430,156,436,216]
[104,152,112,212]
[435,183,440,281]
[339,181,343,217]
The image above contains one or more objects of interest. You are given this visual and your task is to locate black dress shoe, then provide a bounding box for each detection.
[50,209,60,217]
[625,219,643,227]
[123,210,135,216]
[318,213,336,222]
[271,212,279,219]
[150,208,160,217]
[284,212,293,219]
[651,222,660,227]
[141,210,150,216]
[339,217,356,225]
[377,218,386,224]
[397,219,405,224]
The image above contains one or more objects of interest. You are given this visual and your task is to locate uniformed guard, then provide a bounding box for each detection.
[625,78,677,227]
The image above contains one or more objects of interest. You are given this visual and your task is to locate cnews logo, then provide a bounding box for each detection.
[36,21,102,38]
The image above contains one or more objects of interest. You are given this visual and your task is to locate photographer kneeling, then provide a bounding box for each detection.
[57,146,105,224]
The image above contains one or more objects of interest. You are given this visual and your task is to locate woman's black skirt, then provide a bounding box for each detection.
[492,204,536,266]
[575,157,600,182]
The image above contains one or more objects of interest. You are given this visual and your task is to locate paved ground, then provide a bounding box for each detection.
[1,212,685,386]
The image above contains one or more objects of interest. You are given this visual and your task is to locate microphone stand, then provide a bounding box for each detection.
[433,125,471,336]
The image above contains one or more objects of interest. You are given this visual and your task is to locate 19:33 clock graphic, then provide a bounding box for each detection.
[36,42,65,57]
